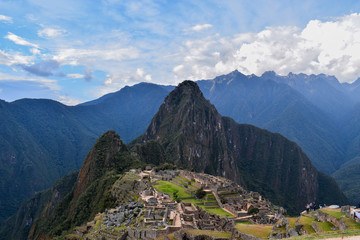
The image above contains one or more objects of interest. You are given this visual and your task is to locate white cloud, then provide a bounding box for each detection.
[0,72,60,91]
[38,27,67,38]
[0,50,34,66]
[190,24,213,32]
[92,68,153,98]
[173,64,184,73]
[56,94,82,106]
[0,15,12,23]
[67,73,84,79]
[136,68,145,77]
[5,32,39,48]
[173,13,360,83]
[30,48,41,55]
[53,46,139,65]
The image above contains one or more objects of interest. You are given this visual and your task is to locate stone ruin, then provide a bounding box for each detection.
[76,170,284,239]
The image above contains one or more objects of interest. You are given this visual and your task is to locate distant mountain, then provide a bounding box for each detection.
[2,81,347,239]
[0,83,169,223]
[197,71,345,173]
[0,99,97,225]
[2,70,360,225]
[132,81,348,214]
[73,82,172,143]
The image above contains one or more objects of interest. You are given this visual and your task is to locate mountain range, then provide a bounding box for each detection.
[0,81,347,239]
[1,70,360,225]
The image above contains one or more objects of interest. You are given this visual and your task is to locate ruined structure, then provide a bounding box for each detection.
[74,170,283,239]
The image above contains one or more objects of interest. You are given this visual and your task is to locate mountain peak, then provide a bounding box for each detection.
[172,80,202,96]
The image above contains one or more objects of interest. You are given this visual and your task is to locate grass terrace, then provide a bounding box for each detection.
[319,209,345,219]
[182,229,231,239]
[153,179,234,217]
[287,217,298,229]
[153,180,192,198]
[235,224,272,239]
[298,216,316,234]
[200,206,234,217]
[313,221,334,232]
[342,217,360,230]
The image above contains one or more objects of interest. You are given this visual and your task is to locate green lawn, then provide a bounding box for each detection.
[313,221,334,232]
[200,205,234,217]
[298,216,316,234]
[235,224,272,239]
[153,180,234,218]
[182,198,202,205]
[342,217,360,230]
[183,229,231,239]
[178,176,191,184]
[287,217,298,229]
[319,209,345,219]
[153,181,192,198]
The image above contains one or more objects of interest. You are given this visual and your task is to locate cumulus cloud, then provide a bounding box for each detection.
[38,27,67,38]
[0,14,12,23]
[5,32,39,48]
[95,68,152,97]
[56,94,83,106]
[174,13,360,83]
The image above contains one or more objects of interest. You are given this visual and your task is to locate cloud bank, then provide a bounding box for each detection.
[173,13,360,83]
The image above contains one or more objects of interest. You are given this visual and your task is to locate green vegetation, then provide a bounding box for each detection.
[248,207,260,215]
[153,180,233,217]
[199,206,233,217]
[153,180,192,198]
[287,217,298,229]
[235,224,272,239]
[183,229,231,238]
[195,188,206,199]
[26,131,145,239]
[342,217,360,230]
[298,216,316,234]
[319,209,345,219]
[182,198,202,205]
[313,221,334,232]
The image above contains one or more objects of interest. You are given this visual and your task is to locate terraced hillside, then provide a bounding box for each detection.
[66,169,360,240]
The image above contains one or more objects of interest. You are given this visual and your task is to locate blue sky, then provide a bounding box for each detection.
[1,0,360,105]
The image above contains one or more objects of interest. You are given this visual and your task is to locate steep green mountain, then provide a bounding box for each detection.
[0,99,97,225]
[132,81,348,214]
[27,131,144,239]
[0,83,169,223]
[332,157,360,205]
[197,71,345,173]
[0,171,78,240]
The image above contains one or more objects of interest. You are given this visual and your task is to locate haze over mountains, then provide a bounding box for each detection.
[1,70,360,225]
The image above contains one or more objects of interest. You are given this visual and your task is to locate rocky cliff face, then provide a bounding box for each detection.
[134,81,348,213]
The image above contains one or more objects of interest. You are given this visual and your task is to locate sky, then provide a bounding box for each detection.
[1,0,360,105]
